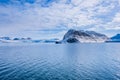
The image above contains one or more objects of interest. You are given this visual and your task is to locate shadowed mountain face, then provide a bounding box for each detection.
[111,34,120,40]
[106,34,120,42]
[62,29,108,43]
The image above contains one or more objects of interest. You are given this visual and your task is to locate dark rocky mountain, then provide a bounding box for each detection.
[106,34,120,42]
[111,34,120,40]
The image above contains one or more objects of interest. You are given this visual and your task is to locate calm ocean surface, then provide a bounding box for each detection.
[0,43,120,80]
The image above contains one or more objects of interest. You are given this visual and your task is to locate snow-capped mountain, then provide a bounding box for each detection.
[0,37,32,43]
[0,37,59,44]
[111,34,120,40]
[106,34,120,42]
[57,29,108,43]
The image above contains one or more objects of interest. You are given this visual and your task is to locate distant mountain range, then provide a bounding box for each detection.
[0,37,59,43]
[0,29,120,44]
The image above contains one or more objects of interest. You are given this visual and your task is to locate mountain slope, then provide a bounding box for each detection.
[106,34,120,42]
[111,34,120,40]
[59,29,108,43]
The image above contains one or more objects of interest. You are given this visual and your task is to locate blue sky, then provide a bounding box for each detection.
[0,0,120,39]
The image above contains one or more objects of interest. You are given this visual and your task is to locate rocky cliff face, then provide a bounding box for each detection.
[60,29,108,43]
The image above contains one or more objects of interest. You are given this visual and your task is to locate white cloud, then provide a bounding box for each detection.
[99,12,120,31]
[0,0,120,38]
[113,13,120,23]
[79,0,100,8]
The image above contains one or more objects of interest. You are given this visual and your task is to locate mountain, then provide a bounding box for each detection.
[56,29,108,43]
[32,38,59,43]
[44,38,59,43]
[111,34,120,40]
[0,36,59,44]
[0,37,32,43]
[106,34,120,42]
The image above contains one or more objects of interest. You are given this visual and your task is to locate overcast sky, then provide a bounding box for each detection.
[0,0,120,39]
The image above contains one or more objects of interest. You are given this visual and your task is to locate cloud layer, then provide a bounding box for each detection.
[0,0,120,39]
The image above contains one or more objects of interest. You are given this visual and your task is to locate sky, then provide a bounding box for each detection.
[0,0,120,39]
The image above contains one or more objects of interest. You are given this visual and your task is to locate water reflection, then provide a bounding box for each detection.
[0,43,120,80]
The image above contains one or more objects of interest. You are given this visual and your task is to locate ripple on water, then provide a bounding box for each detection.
[0,44,120,80]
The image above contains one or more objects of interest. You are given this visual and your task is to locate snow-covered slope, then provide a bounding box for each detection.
[59,29,108,43]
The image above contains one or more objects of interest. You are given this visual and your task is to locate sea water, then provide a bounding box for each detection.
[0,43,120,80]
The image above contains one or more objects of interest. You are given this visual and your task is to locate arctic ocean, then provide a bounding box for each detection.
[0,43,120,80]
